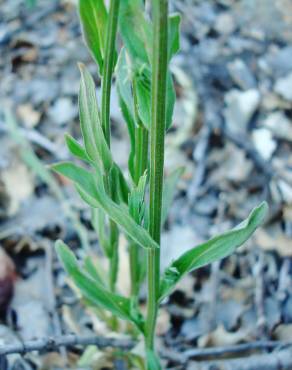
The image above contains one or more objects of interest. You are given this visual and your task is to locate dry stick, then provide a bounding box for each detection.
[0,335,135,356]
[2,337,290,360]
[191,348,292,370]
[162,341,292,364]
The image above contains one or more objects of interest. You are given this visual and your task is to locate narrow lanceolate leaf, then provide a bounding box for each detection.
[134,67,151,130]
[162,167,184,225]
[108,164,130,205]
[129,172,147,224]
[65,134,91,163]
[55,241,144,331]
[168,14,181,61]
[78,63,113,172]
[134,66,175,131]
[116,49,136,179]
[119,0,151,64]
[52,162,158,250]
[159,202,269,300]
[78,0,108,73]
[116,48,136,126]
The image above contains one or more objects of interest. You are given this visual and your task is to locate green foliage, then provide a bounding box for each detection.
[78,63,113,171]
[118,1,180,131]
[78,0,108,73]
[56,241,144,331]
[51,162,158,250]
[159,202,268,300]
[65,134,90,163]
[52,1,269,368]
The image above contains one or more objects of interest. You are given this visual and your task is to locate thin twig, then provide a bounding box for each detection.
[162,341,292,364]
[0,334,135,356]
[188,348,292,370]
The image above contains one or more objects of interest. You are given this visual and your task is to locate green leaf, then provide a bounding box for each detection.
[134,67,175,131]
[129,172,147,224]
[119,2,177,130]
[159,202,268,300]
[55,240,144,331]
[119,0,151,64]
[135,66,151,130]
[162,167,184,225]
[83,255,105,286]
[119,95,136,179]
[52,162,158,250]
[146,349,162,370]
[108,164,130,204]
[116,48,135,121]
[65,134,91,163]
[166,72,176,130]
[168,14,181,61]
[78,0,108,73]
[116,164,131,204]
[91,208,111,258]
[78,63,113,172]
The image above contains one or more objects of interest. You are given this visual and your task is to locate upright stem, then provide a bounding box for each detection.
[101,0,120,146]
[130,82,149,298]
[100,0,120,292]
[146,0,168,352]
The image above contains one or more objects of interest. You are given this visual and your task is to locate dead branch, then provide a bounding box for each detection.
[0,334,135,356]
[189,348,292,370]
[162,341,292,364]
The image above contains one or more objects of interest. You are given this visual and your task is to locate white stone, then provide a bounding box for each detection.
[274,72,292,102]
[263,111,292,141]
[215,12,236,35]
[252,128,277,160]
[224,89,261,133]
[48,97,77,125]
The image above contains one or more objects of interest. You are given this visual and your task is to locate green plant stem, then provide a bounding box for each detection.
[100,0,120,293]
[130,126,148,298]
[109,220,119,292]
[101,0,120,146]
[146,0,168,354]
[129,83,149,298]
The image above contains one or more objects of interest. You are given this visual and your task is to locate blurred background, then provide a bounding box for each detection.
[0,0,292,369]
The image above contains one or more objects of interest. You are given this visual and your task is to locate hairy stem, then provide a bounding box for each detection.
[146,0,168,353]
[101,0,120,146]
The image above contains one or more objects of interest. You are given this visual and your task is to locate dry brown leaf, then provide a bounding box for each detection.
[17,104,41,128]
[156,308,171,336]
[1,162,34,216]
[198,324,250,348]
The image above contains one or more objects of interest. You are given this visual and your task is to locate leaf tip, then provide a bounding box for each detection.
[77,62,86,73]
[256,201,269,221]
